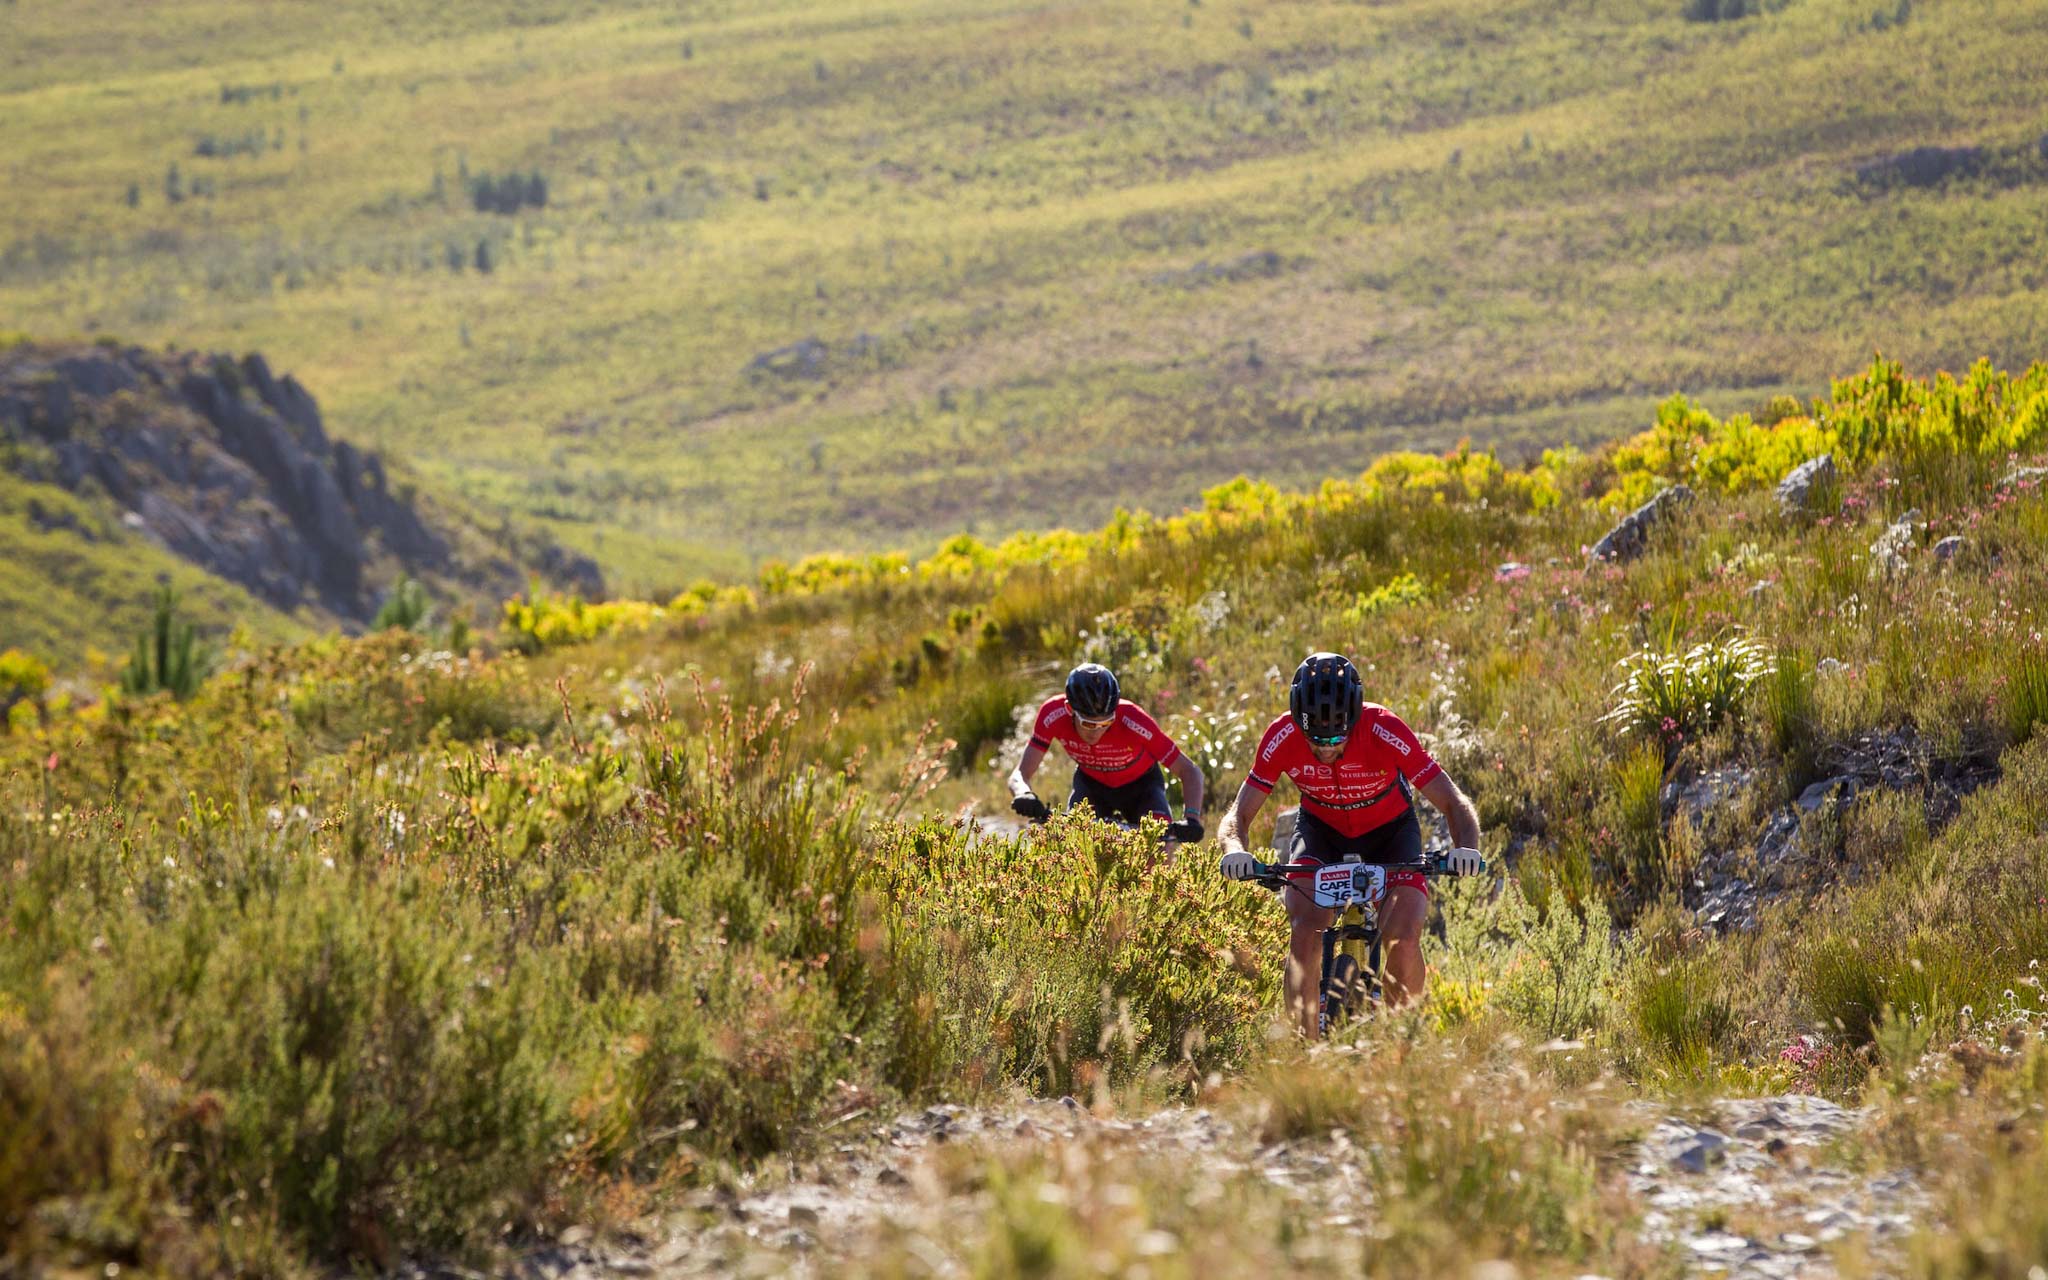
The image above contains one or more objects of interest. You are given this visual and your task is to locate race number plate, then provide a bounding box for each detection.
[1310,863,1386,910]
[1311,864,1355,908]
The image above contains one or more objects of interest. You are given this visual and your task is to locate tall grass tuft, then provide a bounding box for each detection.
[937,668,1039,771]
[2007,647,2048,747]
[1600,741,1669,904]
[371,576,432,631]
[1627,955,1738,1080]
[1761,650,1821,792]
[119,585,211,701]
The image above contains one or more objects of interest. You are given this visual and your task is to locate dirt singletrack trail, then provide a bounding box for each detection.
[467,1092,1921,1279]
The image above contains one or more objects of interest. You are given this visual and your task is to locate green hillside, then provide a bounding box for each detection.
[0,470,307,658]
[3,0,2046,591]
[0,338,610,657]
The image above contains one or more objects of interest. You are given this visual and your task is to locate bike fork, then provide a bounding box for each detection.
[1318,927,1336,1035]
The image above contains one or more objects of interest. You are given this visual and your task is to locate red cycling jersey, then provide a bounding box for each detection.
[1245,705,1443,838]
[1028,698,1182,787]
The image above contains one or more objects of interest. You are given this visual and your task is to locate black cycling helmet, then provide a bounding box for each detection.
[1065,663,1120,720]
[1290,652,1363,741]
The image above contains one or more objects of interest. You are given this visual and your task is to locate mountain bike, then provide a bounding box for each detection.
[1237,848,1471,1033]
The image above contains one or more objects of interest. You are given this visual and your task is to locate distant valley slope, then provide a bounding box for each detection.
[0,340,601,655]
[3,0,2046,589]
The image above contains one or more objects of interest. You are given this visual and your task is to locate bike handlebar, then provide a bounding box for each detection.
[1240,853,1474,890]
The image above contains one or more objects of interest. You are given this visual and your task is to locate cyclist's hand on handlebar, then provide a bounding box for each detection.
[1166,815,1205,844]
[1219,849,1257,880]
[1011,793,1051,823]
[1447,846,1487,876]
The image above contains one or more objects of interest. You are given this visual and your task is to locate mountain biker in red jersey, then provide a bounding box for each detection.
[1007,663,1207,844]
[1216,652,1484,1034]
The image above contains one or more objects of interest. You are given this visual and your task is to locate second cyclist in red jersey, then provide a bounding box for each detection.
[1006,663,1206,842]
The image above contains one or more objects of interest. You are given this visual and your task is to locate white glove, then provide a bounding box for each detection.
[1447,846,1486,877]
[1219,849,1257,880]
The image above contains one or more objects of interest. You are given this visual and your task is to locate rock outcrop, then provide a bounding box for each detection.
[1674,726,1999,931]
[1588,484,1693,564]
[1774,454,1836,515]
[0,342,603,623]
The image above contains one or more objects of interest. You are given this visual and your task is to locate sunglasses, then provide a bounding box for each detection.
[1307,732,1349,747]
[1074,713,1117,730]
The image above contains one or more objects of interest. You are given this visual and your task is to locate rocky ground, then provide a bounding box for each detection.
[450,1093,1919,1279]
[1676,726,1999,934]
[1627,1096,1922,1279]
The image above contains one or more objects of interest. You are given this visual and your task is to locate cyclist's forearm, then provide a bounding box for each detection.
[1009,743,1046,797]
[1449,806,1481,850]
[1218,781,1263,851]
[1217,810,1244,851]
[1170,755,1206,815]
[1445,788,1480,850]
[1421,772,1482,849]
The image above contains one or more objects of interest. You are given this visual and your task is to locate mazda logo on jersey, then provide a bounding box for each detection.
[1371,722,1411,755]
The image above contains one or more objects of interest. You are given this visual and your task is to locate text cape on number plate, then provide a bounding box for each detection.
[1310,863,1386,910]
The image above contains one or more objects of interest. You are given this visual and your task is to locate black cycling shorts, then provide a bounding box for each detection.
[1068,763,1171,826]
[1287,805,1423,868]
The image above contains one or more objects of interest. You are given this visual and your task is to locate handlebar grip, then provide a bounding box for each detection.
[1425,853,1490,877]
[1234,858,1290,887]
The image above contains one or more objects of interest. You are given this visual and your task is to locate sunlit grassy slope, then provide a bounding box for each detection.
[0,470,309,658]
[4,0,2047,588]
[7,355,2048,1276]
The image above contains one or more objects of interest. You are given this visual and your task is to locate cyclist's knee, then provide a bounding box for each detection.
[1380,886,1429,941]
[1287,905,1332,939]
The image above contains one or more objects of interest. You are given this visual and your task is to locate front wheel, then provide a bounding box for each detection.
[1325,953,1373,1026]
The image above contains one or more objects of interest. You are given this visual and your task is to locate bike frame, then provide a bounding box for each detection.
[1246,836,1459,1030]
[1322,901,1384,1013]
[1270,808,1388,1024]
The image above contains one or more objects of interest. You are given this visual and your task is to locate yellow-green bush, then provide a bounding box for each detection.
[1601,358,2048,507]
[1341,571,1429,624]
[0,648,51,732]
[501,592,669,650]
[668,580,757,615]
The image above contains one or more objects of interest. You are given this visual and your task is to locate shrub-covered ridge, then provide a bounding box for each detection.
[6,356,2048,1274]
